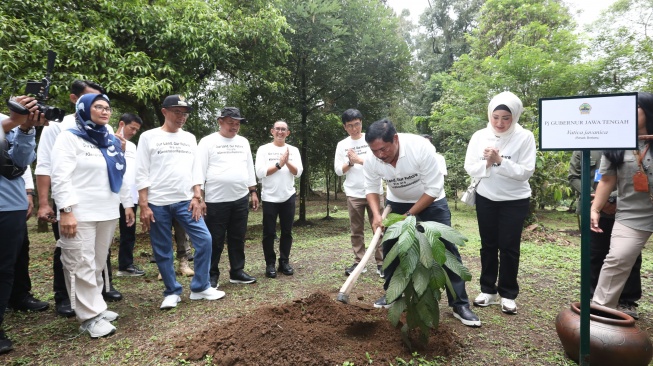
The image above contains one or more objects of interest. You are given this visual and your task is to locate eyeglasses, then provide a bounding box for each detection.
[274,127,288,132]
[167,109,190,117]
[345,121,361,129]
[92,105,112,113]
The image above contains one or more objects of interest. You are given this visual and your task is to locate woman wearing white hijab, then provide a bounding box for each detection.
[464,91,536,315]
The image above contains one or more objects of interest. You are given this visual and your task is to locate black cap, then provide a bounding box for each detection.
[162,95,192,111]
[219,107,247,123]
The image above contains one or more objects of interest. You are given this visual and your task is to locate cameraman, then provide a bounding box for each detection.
[0,96,47,354]
[35,80,121,318]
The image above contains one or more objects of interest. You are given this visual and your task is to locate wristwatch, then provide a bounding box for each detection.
[193,196,203,203]
[59,206,73,213]
[348,161,354,167]
[275,162,282,170]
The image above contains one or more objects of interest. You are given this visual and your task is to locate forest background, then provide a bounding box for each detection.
[1,0,652,220]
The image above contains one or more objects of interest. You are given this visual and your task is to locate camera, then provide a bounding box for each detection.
[7,50,66,122]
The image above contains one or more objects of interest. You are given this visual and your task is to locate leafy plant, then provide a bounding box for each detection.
[381,213,472,346]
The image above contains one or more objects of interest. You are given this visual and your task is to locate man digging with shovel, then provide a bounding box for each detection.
[363,119,481,327]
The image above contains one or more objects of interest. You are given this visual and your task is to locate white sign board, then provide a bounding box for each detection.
[539,93,638,150]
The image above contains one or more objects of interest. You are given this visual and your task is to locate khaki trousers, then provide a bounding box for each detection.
[593,221,651,308]
[59,219,117,322]
[346,196,383,265]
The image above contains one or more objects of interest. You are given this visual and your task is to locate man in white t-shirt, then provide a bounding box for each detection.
[194,107,258,288]
[363,119,481,327]
[114,113,144,277]
[136,95,224,310]
[334,109,384,277]
[255,121,303,278]
[34,80,121,317]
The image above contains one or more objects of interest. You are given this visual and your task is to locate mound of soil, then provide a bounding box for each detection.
[174,292,462,365]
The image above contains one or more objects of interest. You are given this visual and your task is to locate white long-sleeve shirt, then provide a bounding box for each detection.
[35,114,113,176]
[194,133,256,203]
[51,131,132,221]
[334,134,382,198]
[22,166,34,190]
[135,128,199,206]
[255,143,303,203]
[123,140,138,204]
[464,123,536,201]
[364,133,444,203]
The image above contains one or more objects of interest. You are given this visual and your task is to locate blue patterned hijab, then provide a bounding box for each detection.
[69,93,125,193]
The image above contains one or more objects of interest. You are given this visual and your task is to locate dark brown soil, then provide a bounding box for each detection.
[174,292,462,365]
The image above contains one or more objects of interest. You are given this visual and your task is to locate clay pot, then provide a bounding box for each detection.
[555,302,653,366]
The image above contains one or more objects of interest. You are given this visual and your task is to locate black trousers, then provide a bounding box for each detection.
[9,227,32,306]
[475,194,529,300]
[384,199,470,307]
[205,196,249,278]
[262,194,296,265]
[118,204,138,270]
[591,216,641,305]
[0,211,27,328]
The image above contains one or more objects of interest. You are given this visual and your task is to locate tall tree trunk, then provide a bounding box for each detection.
[297,56,309,223]
[325,170,331,218]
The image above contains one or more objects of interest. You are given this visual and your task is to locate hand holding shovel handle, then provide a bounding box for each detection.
[337,205,392,304]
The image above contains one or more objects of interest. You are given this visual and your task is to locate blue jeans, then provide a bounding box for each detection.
[148,201,212,296]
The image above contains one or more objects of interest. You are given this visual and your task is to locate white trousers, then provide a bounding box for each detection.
[592,221,651,308]
[58,219,117,322]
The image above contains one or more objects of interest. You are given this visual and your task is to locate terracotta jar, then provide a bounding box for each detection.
[555,302,653,366]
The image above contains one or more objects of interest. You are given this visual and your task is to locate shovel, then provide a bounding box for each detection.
[337,205,392,304]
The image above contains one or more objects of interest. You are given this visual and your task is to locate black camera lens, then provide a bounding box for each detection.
[40,105,65,122]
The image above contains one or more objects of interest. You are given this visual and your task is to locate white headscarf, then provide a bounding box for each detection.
[487,91,523,137]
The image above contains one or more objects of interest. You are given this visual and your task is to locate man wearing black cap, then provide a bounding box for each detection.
[136,95,224,310]
[194,107,258,288]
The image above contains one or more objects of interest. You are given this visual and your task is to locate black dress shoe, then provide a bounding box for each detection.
[278,262,294,276]
[230,271,256,284]
[265,264,277,278]
[453,304,481,327]
[12,294,49,312]
[102,285,123,302]
[55,299,75,318]
[0,331,13,355]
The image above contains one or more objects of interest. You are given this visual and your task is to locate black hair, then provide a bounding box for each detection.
[365,118,396,144]
[604,91,653,166]
[341,109,363,124]
[120,113,143,125]
[71,80,105,96]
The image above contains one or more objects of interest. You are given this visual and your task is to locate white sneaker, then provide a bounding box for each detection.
[80,317,116,338]
[473,292,500,307]
[100,310,119,322]
[501,298,517,314]
[190,287,226,301]
[160,295,181,310]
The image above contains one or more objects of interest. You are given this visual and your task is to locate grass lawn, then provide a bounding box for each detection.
[3,196,653,365]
